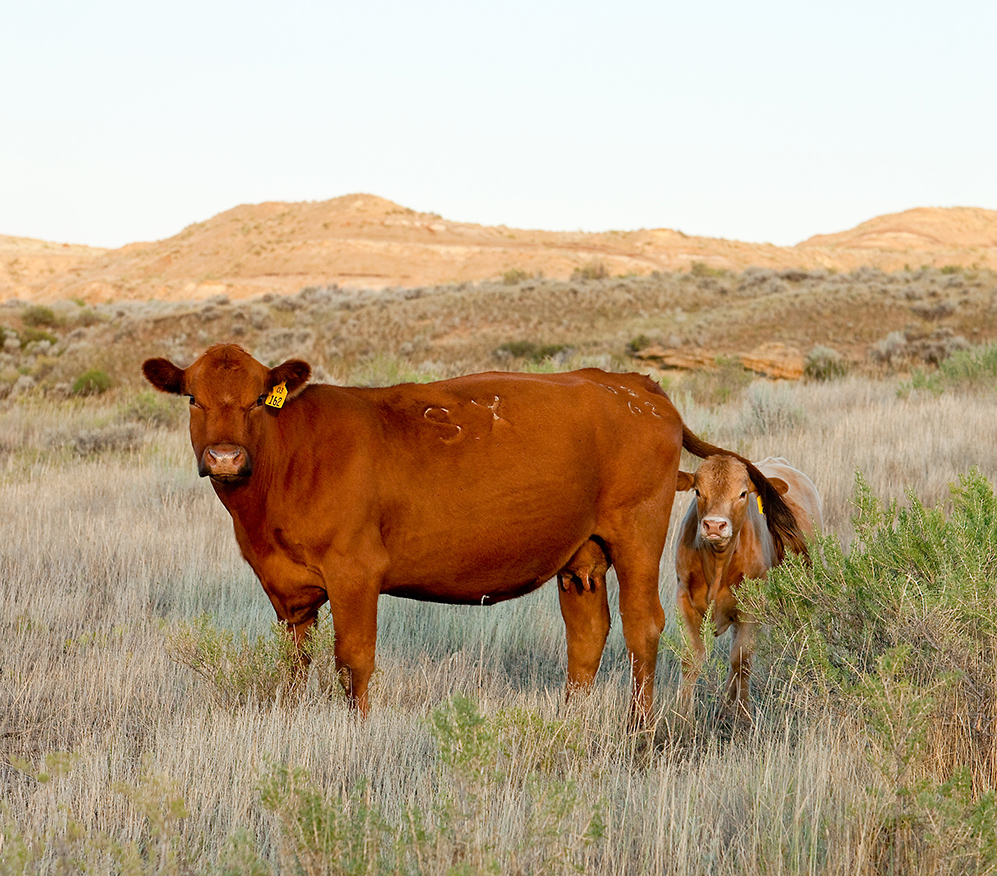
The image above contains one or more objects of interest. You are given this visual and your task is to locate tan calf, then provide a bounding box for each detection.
[675,455,822,719]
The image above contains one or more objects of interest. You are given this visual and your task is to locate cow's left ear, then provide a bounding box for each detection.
[754,476,789,496]
[676,471,695,491]
[143,358,185,395]
[267,359,311,398]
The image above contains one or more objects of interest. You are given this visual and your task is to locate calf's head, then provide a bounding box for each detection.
[142,344,310,482]
[677,456,788,552]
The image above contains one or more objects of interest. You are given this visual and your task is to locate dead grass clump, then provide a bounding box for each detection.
[737,382,806,435]
[869,327,971,369]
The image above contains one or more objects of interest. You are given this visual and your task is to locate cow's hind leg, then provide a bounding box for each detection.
[327,581,380,717]
[613,548,667,727]
[558,574,611,696]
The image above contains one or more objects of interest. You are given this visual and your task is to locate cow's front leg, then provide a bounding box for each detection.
[724,619,756,721]
[258,557,329,696]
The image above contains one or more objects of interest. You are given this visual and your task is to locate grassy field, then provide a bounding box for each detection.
[4,355,997,874]
[3,271,997,874]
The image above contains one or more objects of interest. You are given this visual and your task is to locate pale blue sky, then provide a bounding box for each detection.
[2,0,994,249]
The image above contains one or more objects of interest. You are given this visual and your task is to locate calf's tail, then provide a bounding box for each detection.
[681,425,810,561]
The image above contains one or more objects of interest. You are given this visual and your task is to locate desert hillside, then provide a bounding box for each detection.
[2,195,995,304]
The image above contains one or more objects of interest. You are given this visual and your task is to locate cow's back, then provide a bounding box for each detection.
[754,457,823,540]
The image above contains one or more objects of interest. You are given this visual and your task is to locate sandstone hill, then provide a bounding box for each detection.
[2,195,996,304]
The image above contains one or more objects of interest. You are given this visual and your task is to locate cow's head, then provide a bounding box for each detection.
[142,344,310,483]
[677,456,789,552]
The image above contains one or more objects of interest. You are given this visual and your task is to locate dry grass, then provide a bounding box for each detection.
[3,366,997,874]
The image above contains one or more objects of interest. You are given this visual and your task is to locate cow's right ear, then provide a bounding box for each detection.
[142,358,185,395]
[676,471,695,491]
[268,359,311,398]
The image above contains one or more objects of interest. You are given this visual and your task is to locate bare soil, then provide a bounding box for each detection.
[3,194,995,304]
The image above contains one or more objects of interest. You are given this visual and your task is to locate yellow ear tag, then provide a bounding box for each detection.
[757,495,764,515]
[265,382,287,409]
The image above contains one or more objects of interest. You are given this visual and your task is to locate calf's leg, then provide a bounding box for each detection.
[725,620,756,721]
[675,590,707,719]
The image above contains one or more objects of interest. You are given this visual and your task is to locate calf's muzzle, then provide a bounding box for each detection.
[199,444,252,480]
[701,515,733,544]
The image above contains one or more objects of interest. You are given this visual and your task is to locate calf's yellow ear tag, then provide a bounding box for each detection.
[265,382,287,409]
[757,496,764,516]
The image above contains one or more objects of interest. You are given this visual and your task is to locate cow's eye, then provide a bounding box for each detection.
[188,395,197,406]
[256,394,266,406]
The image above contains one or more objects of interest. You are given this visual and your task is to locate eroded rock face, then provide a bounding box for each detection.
[636,342,805,380]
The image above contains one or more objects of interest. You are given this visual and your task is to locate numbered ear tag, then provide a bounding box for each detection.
[757,496,764,516]
[265,382,287,409]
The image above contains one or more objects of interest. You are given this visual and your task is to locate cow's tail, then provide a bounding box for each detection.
[681,425,810,561]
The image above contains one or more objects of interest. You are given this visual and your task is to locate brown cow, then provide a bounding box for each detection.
[143,344,806,721]
[675,455,822,719]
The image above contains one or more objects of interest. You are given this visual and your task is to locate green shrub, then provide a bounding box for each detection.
[502,268,531,285]
[570,260,608,281]
[166,611,338,708]
[742,470,997,868]
[121,390,185,428]
[495,340,567,363]
[804,345,849,381]
[898,343,997,398]
[19,326,58,347]
[21,304,58,328]
[689,260,727,278]
[938,342,997,387]
[71,368,112,396]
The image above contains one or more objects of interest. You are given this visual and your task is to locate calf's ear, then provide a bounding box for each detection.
[143,358,185,395]
[268,359,311,398]
[676,470,695,491]
[752,476,790,496]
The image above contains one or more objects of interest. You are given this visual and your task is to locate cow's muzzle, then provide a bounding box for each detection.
[199,444,252,480]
